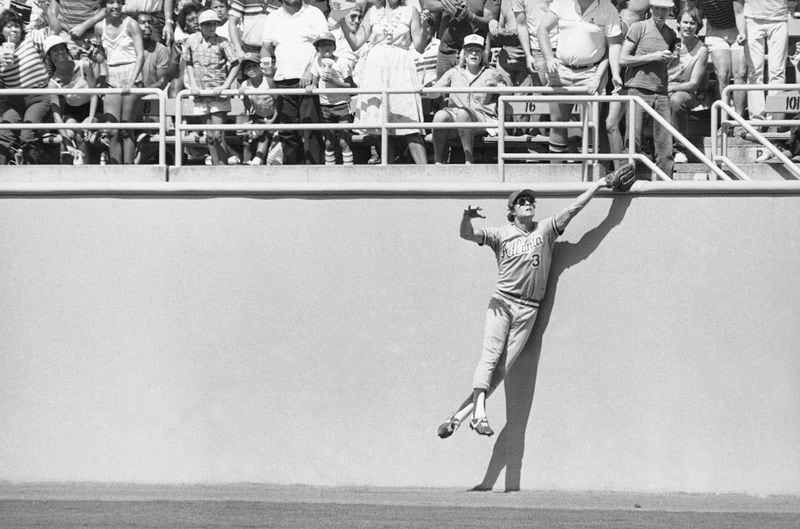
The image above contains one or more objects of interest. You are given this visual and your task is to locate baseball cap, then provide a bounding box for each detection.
[462,34,485,49]
[508,189,536,209]
[649,0,675,7]
[198,9,222,25]
[43,34,68,55]
[240,52,261,67]
[313,32,336,47]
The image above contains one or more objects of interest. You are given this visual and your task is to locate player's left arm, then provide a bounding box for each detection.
[554,180,607,233]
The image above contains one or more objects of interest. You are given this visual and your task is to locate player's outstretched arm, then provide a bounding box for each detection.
[554,180,608,233]
[461,205,485,243]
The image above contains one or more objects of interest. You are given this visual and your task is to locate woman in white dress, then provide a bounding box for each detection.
[341,0,432,164]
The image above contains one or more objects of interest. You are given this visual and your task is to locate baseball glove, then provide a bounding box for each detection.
[604,163,637,191]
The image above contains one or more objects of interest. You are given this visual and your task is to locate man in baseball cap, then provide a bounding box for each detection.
[507,189,535,210]
[438,176,610,440]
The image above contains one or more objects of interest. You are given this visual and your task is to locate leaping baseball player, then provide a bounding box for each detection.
[438,174,626,439]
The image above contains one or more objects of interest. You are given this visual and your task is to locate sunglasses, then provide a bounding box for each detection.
[514,197,535,206]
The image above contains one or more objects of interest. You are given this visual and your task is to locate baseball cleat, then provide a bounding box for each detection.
[437,415,461,439]
[469,416,494,437]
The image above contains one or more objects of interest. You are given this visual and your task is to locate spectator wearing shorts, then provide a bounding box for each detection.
[47,0,107,52]
[537,0,622,158]
[428,33,509,163]
[237,51,277,165]
[743,0,789,123]
[182,8,240,164]
[45,33,99,164]
[513,0,554,87]
[95,0,144,164]
[619,0,678,178]
[701,0,747,125]
[668,5,707,163]
[310,31,355,165]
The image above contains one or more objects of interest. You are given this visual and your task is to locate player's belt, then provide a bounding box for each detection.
[496,290,540,308]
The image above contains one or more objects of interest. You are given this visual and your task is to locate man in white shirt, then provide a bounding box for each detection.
[537,0,622,158]
[261,0,328,163]
[743,0,789,121]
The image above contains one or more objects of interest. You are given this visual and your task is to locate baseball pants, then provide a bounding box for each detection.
[472,294,540,392]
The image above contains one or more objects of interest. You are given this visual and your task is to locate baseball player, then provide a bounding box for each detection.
[438,180,609,438]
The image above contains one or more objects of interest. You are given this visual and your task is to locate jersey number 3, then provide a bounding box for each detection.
[530,253,540,267]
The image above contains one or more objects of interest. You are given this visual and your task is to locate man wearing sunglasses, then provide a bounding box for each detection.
[438,178,608,438]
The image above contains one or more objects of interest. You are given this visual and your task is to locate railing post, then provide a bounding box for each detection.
[175,91,185,168]
[498,96,506,182]
[158,90,166,167]
[580,102,589,182]
[381,90,389,166]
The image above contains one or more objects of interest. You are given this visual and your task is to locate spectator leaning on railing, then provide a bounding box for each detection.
[45,33,99,164]
[668,5,707,164]
[183,8,240,164]
[95,0,145,165]
[0,8,52,164]
[428,33,509,164]
[309,31,356,165]
[537,0,622,159]
[237,51,277,165]
[619,0,677,178]
[261,0,328,165]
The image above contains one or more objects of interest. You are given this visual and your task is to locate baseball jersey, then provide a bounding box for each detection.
[480,216,561,303]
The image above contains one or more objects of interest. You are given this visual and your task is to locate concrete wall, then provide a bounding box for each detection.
[1,180,798,495]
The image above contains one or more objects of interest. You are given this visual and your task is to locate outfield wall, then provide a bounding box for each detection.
[1,171,799,495]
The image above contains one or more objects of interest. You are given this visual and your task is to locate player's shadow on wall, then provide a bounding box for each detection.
[473,196,632,492]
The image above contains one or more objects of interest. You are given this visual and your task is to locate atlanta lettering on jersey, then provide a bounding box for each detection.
[500,234,544,259]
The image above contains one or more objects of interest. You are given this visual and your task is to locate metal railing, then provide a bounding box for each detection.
[172,85,591,168]
[497,94,731,181]
[0,84,793,182]
[715,84,800,179]
[0,87,168,165]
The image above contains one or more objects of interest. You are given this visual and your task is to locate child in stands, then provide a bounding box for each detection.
[238,52,277,165]
[310,31,355,165]
[182,8,240,164]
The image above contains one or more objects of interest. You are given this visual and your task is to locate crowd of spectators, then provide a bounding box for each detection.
[0,0,797,169]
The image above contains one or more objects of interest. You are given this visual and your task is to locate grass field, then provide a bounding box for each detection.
[1,483,799,529]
